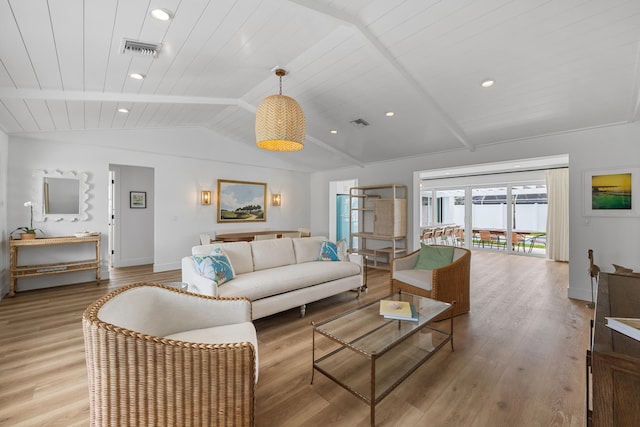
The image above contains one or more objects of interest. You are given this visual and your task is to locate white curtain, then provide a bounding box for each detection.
[546,168,569,261]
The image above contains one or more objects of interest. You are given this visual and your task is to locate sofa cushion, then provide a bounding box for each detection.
[415,244,454,270]
[251,237,296,271]
[192,249,235,285]
[217,261,361,301]
[394,268,433,291]
[192,241,254,274]
[164,322,259,381]
[293,236,325,263]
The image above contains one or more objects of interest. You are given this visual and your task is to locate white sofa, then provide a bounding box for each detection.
[182,236,363,319]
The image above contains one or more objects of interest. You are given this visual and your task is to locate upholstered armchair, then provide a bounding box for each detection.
[390,246,471,317]
[82,283,257,427]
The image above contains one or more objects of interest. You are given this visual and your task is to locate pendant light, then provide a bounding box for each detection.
[255,68,306,152]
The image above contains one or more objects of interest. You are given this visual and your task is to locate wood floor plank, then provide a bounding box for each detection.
[0,252,591,426]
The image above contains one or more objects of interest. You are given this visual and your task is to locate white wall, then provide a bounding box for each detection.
[2,127,310,296]
[0,129,8,297]
[310,121,640,302]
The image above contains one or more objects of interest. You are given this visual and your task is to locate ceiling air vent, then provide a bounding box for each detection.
[121,38,161,57]
[350,118,370,128]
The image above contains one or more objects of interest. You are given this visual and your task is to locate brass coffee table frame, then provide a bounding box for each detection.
[311,292,454,426]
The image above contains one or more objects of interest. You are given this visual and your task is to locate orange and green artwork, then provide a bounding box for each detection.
[591,173,632,210]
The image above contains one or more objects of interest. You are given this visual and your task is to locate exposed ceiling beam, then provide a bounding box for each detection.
[0,88,238,105]
[289,0,475,152]
[0,88,365,167]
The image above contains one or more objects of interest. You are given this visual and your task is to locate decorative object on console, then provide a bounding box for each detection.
[611,263,640,276]
[200,190,211,205]
[272,193,281,206]
[217,180,266,223]
[10,201,44,239]
[605,317,640,342]
[255,68,306,152]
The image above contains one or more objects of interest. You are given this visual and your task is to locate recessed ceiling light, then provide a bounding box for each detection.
[117,108,129,113]
[385,111,394,117]
[481,79,495,88]
[151,8,172,21]
[129,73,145,80]
[330,130,338,134]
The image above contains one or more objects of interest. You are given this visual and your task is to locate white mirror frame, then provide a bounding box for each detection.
[33,170,89,222]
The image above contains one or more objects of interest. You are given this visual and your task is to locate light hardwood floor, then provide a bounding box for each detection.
[0,251,591,426]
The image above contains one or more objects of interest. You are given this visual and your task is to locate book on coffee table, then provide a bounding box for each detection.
[379,300,418,321]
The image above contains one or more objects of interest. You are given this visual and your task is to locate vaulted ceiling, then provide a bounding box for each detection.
[1,0,640,171]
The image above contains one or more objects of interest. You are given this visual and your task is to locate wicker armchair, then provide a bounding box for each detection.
[390,246,471,317]
[82,283,257,427]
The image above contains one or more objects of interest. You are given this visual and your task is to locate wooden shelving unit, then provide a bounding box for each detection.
[349,184,407,271]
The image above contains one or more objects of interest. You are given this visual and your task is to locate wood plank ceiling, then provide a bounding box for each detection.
[1,0,640,171]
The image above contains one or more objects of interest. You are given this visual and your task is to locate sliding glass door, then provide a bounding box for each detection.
[421,182,547,255]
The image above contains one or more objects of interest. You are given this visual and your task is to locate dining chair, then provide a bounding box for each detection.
[442,226,454,245]
[478,230,495,248]
[281,231,301,238]
[511,232,526,251]
[254,234,278,240]
[432,227,444,244]
[454,227,464,246]
[298,227,311,237]
[420,228,434,245]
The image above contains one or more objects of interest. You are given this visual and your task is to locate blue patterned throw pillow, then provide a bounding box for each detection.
[319,240,340,261]
[192,248,235,285]
[319,239,348,261]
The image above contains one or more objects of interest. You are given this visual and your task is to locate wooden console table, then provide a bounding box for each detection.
[9,234,101,296]
[587,272,640,426]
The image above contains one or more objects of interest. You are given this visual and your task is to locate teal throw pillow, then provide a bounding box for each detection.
[193,248,236,285]
[414,244,455,270]
[318,240,346,261]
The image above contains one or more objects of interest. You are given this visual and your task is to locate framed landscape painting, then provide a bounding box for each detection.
[584,168,640,217]
[217,179,267,223]
[130,191,146,209]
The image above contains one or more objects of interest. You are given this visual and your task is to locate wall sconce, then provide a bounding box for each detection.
[201,190,211,205]
[272,193,282,206]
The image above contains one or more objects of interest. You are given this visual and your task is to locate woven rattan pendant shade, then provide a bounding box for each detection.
[255,69,306,152]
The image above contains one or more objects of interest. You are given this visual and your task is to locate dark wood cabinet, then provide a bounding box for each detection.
[587,272,640,426]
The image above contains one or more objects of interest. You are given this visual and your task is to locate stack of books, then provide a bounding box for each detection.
[379,299,418,322]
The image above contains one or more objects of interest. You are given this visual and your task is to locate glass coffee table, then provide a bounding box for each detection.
[311,292,454,426]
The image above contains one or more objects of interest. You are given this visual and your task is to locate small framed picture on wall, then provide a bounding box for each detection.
[130,191,147,209]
